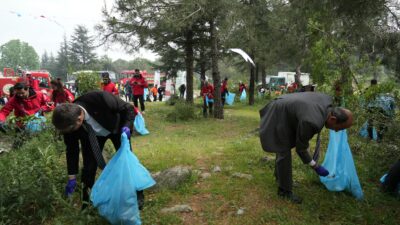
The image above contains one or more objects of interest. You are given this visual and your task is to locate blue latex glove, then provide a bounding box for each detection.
[314,165,329,177]
[65,178,77,197]
[121,126,131,137]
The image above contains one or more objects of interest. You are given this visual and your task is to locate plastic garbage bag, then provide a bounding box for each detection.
[25,113,46,133]
[225,92,235,105]
[134,112,149,135]
[320,129,364,200]
[359,121,378,140]
[240,89,247,101]
[205,95,214,105]
[91,133,156,225]
[367,94,396,118]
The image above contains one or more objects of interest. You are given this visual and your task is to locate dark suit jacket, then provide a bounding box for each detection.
[63,91,135,175]
[259,92,332,164]
[74,91,135,133]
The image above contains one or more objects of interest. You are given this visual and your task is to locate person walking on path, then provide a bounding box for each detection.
[151,85,158,102]
[129,69,148,112]
[157,85,164,102]
[179,84,186,99]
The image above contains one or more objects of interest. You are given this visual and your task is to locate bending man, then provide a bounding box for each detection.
[259,92,353,204]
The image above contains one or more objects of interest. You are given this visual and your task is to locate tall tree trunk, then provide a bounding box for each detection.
[396,50,400,81]
[261,65,266,88]
[185,28,194,104]
[255,62,259,84]
[200,45,207,88]
[210,18,223,119]
[295,65,302,87]
[249,52,255,105]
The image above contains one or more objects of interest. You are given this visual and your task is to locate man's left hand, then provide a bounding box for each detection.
[314,165,329,177]
[121,126,131,137]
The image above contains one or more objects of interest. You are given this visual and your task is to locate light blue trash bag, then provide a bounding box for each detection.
[225,92,235,105]
[91,133,156,225]
[134,112,149,135]
[25,112,46,133]
[320,129,364,200]
[359,121,377,140]
[240,89,247,101]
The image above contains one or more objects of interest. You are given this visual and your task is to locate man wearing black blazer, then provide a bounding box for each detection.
[259,92,353,204]
[52,91,144,209]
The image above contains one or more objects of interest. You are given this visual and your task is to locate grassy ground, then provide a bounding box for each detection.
[1,98,399,225]
[136,100,399,225]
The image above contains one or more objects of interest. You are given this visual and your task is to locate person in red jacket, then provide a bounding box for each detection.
[129,69,148,112]
[239,81,246,94]
[50,79,75,106]
[0,82,53,133]
[101,72,119,96]
[200,80,214,117]
[221,77,229,106]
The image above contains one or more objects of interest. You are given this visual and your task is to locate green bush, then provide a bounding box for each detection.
[165,94,182,106]
[76,71,101,96]
[0,130,65,224]
[166,102,198,122]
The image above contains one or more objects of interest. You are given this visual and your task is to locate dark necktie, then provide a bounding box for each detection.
[82,121,106,169]
[312,132,321,162]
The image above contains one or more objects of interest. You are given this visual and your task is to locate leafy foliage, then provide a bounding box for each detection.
[0,39,40,70]
[76,71,101,95]
[166,101,198,122]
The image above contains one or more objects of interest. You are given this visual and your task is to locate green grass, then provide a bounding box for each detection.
[1,98,399,225]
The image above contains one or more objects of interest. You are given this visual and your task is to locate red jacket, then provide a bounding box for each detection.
[129,76,148,95]
[239,83,246,93]
[52,88,75,105]
[0,89,53,123]
[201,84,214,99]
[102,82,119,95]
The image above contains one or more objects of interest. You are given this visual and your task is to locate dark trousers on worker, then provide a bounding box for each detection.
[133,95,145,111]
[383,160,400,193]
[275,151,293,192]
[153,94,157,102]
[203,99,213,117]
[65,130,143,207]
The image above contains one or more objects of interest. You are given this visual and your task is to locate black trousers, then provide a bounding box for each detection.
[133,95,145,111]
[275,151,292,192]
[153,94,157,102]
[383,160,400,193]
[158,94,163,102]
[65,131,122,203]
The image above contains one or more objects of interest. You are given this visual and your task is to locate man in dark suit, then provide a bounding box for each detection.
[52,91,145,209]
[259,92,353,203]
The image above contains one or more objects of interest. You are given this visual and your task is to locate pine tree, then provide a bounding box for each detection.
[69,25,97,70]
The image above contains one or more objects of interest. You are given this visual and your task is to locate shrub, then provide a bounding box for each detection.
[0,130,66,224]
[165,94,182,106]
[76,71,101,96]
[166,102,198,122]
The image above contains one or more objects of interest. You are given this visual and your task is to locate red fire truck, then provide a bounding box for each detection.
[0,68,52,97]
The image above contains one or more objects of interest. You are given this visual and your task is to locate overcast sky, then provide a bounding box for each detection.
[0,0,158,61]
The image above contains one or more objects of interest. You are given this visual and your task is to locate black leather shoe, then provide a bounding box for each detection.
[137,190,145,210]
[278,189,303,204]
